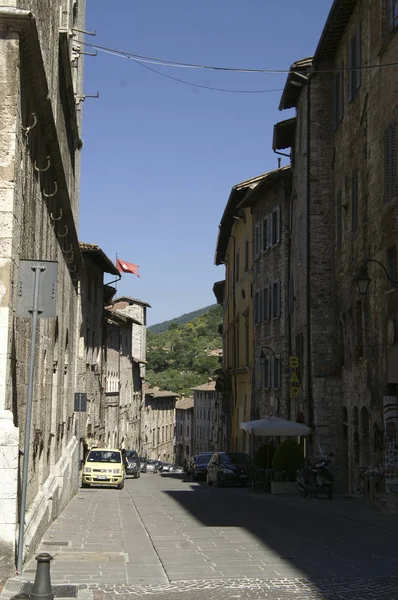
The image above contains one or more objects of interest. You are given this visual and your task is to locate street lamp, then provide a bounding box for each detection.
[357,259,398,295]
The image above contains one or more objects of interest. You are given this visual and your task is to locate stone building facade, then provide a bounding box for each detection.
[192,382,225,454]
[141,386,177,462]
[78,244,120,453]
[109,296,150,453]
[0,0,86,574]
[175,396,193,466]
[239,167,292,421]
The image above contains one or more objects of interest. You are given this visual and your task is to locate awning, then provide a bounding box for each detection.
[240,417,311,437]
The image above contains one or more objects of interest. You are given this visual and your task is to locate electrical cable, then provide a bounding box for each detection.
[79,40,398,75]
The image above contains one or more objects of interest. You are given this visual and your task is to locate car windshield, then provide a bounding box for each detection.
[87,450,121,463]
[125,451,138,459]
[197,454,212,464]
[221,453,252,465]
[148,460,157,465]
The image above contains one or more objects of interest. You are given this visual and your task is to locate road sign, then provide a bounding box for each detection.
[74,392,87,412]
[16,260,58,318]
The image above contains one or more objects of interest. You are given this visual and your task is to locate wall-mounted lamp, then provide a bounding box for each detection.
[357,259,398,295]
[260,346,283,365]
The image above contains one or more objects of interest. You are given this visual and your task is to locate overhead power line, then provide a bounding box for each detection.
[88,44,285,94]
[80,40,398,75]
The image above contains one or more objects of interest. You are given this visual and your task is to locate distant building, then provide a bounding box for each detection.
[142,386,178,462]
[192,382,225,454]
[175,397,194,465]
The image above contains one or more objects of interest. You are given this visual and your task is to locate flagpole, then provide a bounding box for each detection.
[115,252,119,295]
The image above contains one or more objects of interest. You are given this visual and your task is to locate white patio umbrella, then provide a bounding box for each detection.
[240,417,311,437]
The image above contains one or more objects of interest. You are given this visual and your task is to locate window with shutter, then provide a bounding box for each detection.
[351,169,358,231]
[348,24,361,101]
[254,292,260,324]
[276,207,281,243]
[262,217,268,252]
[384,122,397,203]
[272,281,281,318]
[263,287,269,321]
[389,0,398,29]
[333,63,344,130]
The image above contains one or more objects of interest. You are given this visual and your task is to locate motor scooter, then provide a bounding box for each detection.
[297,453,334,499]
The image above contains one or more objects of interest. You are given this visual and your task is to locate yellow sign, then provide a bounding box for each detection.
[289,356,299,399]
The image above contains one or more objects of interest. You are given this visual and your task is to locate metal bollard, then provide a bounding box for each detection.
[30,553,54,600]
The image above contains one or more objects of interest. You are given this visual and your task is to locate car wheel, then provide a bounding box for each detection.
[207,474,213,486]
[117,479,125,490]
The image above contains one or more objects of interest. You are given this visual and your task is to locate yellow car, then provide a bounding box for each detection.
[82,448,125,489]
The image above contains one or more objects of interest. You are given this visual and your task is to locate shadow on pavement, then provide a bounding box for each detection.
[162,479,398,598]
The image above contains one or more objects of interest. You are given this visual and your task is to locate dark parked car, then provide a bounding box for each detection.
[207,452,254,487]
[139,457,147,473]
[125,450,141,478]
[192,452,213,480]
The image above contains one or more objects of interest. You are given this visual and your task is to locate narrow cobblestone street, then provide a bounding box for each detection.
[3,473,398,599]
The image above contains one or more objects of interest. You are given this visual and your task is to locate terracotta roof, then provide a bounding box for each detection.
[279,57,312,110]
[80,242,120,276]
[144,385,178,399]
[215,173,270,266]
[176,397,194,410]
[192,381,217,392]
[113,296,151,308]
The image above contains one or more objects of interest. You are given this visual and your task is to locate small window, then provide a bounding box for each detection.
[351,169,359,231]
[384,122,397,203]
[272,281,281,318]
[348,24,361,101]
[333,62,344,130]
[387,246,397,284]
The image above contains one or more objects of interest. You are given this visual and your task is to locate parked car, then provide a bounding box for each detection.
[155,460,163,471]
[160,464,185,477]
[146,459,159,473]
[82,448,125,489]
[161,462,173,473]
[139,457,147,473]
[207,452,254,487]
[192,452,213,481]
[124,450,141,478]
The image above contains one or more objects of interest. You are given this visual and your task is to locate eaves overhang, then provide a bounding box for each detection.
[279,57,312,110]
[215,173,269,266]
[0,8,83,281]
[314,0,357,66]
[213,280,225,305]
[237,166,291,210]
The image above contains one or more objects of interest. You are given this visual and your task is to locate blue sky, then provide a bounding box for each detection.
[79,0,333,326]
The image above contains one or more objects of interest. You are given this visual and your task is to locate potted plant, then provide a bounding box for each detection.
[271,440,304,494]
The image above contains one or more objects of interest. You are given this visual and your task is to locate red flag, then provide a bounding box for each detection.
[116,258,141,278]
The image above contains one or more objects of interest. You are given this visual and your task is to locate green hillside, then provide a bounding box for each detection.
[148,304,218,334]
[146,305,223,396]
